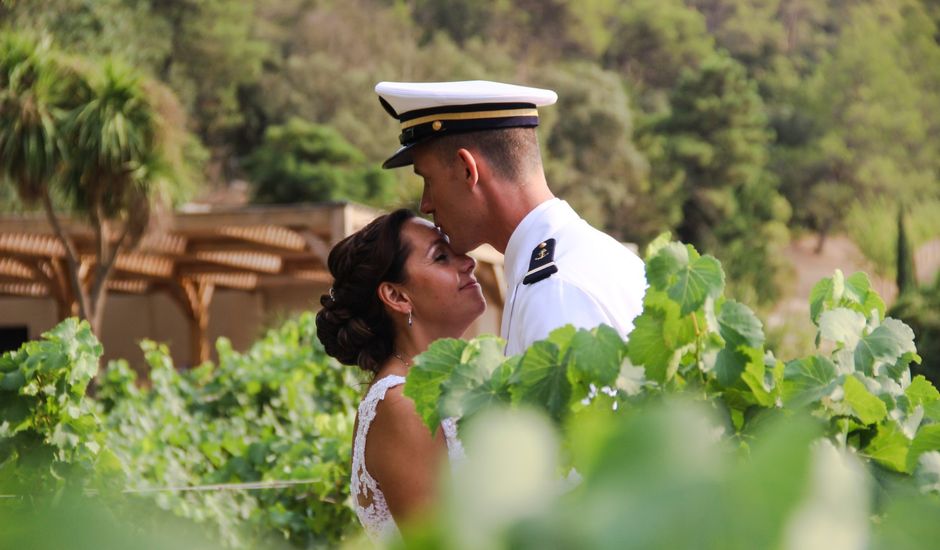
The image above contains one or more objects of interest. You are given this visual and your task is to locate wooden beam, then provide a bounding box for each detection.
[114,253,175,278]
[193,273,258,290]
[138,233,187,255]
[191,250,282,273]
[0,282,49,297]
[0,258,33,279]
[107,279,150,294]
[0,234,65,257]
[217,225,307,251]
[184,240,319,256]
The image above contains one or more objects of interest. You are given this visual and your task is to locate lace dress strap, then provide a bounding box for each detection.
[351,375,406,543]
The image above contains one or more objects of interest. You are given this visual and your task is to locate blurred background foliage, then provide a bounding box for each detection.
[2,0,940,308]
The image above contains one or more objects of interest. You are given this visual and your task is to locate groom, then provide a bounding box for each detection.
[375,80,647,355]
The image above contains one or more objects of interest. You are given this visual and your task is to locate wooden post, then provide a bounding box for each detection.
[168,277,215,366]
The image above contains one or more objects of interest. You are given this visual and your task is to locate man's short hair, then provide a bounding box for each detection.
[424,127,542,181]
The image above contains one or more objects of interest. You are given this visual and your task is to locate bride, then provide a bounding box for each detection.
[315,209,486,543]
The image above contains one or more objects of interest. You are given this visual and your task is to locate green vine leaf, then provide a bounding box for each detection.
[568,325,625,389]
[907,375,940,407]
[809,276,834,325]
[781,356,838,408]
[854,318,918,377]
[741,350,782,407]
[843,375,888,425]
[404,338,468,432]
[510,341,571,422]
[865,422,911,472]
[626,309,677,384]
[844,272,886,320]
[646,243,724,315]
[818,308,866,349]
[718,300,765,349]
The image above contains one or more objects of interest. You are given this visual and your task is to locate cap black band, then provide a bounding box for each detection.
[398,102,536,123]
[397,102,540,147]
[400,115,539,145]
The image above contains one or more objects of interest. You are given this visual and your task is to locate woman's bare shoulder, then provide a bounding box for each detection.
[368,385,428,442]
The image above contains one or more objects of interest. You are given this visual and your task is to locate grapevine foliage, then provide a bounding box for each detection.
[1,313,365,548]
[405,240,939,482]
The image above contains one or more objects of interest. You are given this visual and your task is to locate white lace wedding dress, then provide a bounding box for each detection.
[350,375,465,544]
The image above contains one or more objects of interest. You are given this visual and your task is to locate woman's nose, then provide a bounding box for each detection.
[461,254,477,272]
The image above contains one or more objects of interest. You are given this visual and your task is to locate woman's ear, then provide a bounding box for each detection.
[456,148,479,190]
[377,281,411,316]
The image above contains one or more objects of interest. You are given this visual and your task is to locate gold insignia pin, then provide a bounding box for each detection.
[432,120,442,131]
[534,248,548,261]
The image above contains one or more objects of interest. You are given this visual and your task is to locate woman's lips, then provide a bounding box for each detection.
[460,280,479,290]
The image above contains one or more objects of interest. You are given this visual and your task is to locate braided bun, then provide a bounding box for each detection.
[316,209,415,372]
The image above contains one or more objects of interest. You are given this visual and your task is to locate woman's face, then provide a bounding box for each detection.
[399,217,486,335]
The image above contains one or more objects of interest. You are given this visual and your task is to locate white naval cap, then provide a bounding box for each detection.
[375,80,558,169]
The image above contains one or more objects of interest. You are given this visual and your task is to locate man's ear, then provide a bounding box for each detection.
[377,281,411,315]
[456,148,480,190]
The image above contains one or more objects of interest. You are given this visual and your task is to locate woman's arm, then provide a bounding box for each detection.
[365,386,448,525]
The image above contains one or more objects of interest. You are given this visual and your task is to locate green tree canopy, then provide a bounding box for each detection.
[648,53,790,304]
[601,0,715,101]
[775,1,940,264]
[1,0,265,180]
[246,117,396,205]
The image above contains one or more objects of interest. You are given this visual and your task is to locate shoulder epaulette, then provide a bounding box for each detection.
[522,239,558,285]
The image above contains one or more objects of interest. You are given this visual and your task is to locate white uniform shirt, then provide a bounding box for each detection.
[500,199,647,356]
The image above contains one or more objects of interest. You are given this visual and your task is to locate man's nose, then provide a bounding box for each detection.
[419,190,432,214]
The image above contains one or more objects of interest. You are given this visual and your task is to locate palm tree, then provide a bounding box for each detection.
[61,59,189,334]
[0,33,190,336]
[0,33,90,320]
[0,35,79,201]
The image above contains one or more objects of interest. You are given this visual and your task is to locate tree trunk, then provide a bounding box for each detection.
[40,188,92,322]
[814,224,830,255]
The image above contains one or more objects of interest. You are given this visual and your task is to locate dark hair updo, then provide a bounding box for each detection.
[316,208,416,373]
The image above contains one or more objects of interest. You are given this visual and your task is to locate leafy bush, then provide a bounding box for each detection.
[1,313,365,548]
[0,319,121,496]
[100,312,365,547]
[404,239,940,546]
[399,400,940,549]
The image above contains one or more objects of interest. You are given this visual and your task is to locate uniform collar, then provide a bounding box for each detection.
[504,198,577,286]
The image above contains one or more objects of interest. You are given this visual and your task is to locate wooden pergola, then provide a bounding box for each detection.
[0,202,505,364]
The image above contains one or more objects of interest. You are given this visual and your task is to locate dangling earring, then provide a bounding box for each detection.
[407,310,413,327]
